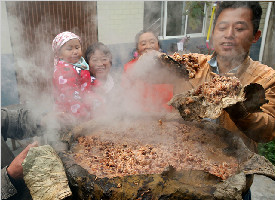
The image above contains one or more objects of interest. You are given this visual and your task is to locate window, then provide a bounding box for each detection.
[144,1,207,39]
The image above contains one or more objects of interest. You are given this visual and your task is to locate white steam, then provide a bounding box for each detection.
[6,9,62,147]
[4,2,183,148]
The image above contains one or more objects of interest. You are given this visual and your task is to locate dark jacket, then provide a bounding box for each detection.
[1,105,40,199]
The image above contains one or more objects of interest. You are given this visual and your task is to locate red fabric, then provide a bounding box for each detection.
[53,60,92,120]
[91,78,102,87]
[122,58,174,112]
[123,58,138,73]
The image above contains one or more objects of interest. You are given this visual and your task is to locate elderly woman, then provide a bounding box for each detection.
[122,29,174,113]
[85,42,114,95]
[84,42,117,115]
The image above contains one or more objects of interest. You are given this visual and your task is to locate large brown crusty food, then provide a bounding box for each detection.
[128,52,200,82]
[168,74,246,121]
[158,52,200,79]
[71,118,238,180]
[169,73,268,121]
[60,116,275,200]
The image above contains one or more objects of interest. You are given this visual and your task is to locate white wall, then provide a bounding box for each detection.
[1,1,13,54]
[97,1,144,45]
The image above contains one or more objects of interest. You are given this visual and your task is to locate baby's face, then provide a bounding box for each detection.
[89,50,111,80]
[59,39,82,64]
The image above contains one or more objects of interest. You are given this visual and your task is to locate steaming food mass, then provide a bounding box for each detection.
[70,55,246,181]
[71,117,239,180]
[169,74,245,121]
[158,52,201,79]
[192,75,241,104]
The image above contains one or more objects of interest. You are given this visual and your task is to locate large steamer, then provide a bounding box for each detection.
[58,114,275,200]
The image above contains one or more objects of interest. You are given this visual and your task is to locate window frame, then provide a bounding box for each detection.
[159,1,207,40]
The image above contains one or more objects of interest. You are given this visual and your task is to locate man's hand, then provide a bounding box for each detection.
[7,141,38,179]
[242,83,268,113]
[225,83,268,119]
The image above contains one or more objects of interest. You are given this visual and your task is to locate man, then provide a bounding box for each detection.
[173,2,274,199]
[173,1,274,150]
[211,2,274,146]
[1,105,68,199]
[1,138,37,199]
[1,106,40,199]
[122,30,174,113]
[132,1,274,152]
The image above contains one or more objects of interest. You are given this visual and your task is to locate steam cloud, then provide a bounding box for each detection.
[5,11,60,147]
[4,2,183,149]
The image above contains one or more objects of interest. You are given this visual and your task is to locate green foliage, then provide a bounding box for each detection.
[183,1,211,31]
[187,2,205,18]
[183,1,210,17]
[258,140,275,165]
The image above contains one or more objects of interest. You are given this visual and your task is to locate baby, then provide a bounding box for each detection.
[52,31,91,121]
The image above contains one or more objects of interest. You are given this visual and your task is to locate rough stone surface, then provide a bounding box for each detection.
[251,174,275,200]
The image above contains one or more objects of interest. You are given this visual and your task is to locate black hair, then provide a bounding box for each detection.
[85,42,112,65]
[213,1,262,35]
[135,29,160,50]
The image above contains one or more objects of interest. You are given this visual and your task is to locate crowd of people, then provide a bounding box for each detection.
[1,1,275,200]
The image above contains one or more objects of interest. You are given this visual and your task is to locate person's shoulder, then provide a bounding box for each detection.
[249,58,275,74]
[247,58,275,86]
[127,58,138,64]
[124,58,138,72]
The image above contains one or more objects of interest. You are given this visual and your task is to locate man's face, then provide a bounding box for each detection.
[212,8,261,59]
